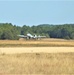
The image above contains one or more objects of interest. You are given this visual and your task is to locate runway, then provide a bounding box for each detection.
[0,47,74,54]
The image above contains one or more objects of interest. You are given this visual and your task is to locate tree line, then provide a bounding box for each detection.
[0,23,74,40]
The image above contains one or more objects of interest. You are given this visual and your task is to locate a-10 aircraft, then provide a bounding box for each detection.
[17,33,46,40]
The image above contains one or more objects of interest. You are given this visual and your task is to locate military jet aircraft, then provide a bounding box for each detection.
[17,33,46,40]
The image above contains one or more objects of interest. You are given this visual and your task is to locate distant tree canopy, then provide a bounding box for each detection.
[0,23,74,40]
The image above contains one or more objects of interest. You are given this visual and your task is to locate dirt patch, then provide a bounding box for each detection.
[0,47,74,54]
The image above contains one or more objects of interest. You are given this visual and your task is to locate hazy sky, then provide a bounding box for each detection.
[0,0,74,26]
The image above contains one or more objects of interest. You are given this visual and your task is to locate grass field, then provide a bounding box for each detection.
[0,53,74,74]
[0,38,74,47]
[0,38,74,75]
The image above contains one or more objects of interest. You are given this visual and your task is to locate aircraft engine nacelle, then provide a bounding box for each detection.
[33,34,37,39]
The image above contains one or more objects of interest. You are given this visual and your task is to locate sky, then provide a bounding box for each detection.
[0,0,74,26]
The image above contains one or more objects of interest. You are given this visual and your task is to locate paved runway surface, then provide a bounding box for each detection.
[0,47,74,54]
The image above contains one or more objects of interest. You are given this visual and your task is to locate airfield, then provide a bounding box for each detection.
[0,38,74,47]
[0,38,74,75]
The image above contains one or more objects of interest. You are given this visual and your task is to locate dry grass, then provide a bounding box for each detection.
[0,38,74,47]
[0,53,74,74]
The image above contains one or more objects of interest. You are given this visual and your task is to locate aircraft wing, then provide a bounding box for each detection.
[38,35,46,38]
[17,35,27,38]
